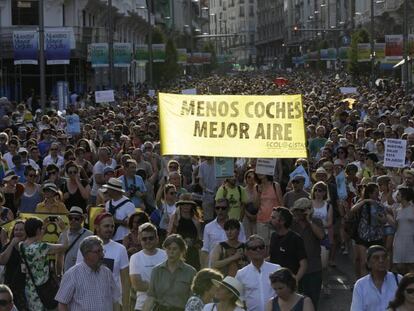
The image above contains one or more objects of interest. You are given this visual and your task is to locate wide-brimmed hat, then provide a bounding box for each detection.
[3,170,19,182]
[212,276,244,307]
[176,199,197,207]
[42,182,59,193]
[102,178,125,193]
[312,167,331,180]
[68,206,83,216]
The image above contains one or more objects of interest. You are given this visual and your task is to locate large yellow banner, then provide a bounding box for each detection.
[159,93,307,158]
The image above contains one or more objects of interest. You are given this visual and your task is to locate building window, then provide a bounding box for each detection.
[12,0,39,25]
[249,5,254,17]
[240,6,245,17]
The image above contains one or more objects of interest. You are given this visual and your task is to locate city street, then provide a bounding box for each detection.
[319,252,354,311]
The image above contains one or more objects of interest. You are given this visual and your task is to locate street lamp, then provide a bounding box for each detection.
[137,2,153,88]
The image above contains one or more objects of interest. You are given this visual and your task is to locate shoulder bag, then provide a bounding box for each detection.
[20,243,58,309]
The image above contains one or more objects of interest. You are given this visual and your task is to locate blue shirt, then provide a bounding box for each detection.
[13,165,26,183]
[120,175,147,208]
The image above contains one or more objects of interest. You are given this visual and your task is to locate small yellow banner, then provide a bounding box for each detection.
[1,213,69,243]
[159,93,307,158]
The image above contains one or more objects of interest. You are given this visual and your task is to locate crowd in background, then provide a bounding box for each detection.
[0,71,413,311]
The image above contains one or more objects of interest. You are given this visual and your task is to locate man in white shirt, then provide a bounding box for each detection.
[103,177,136,242]
[236,235,281,311]
[351,245,401,311]
[91,147,117,204]
[76,213,130,310]
[42,142,64,169]
[130,223,167,311]
[201,198,246,267]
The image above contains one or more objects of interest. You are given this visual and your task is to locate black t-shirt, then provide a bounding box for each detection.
[269,230,307,274]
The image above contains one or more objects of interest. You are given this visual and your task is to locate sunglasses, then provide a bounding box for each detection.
[68,216,82,221]
[0,299,10,306]
[247,244,265,251]
[316,188,326,193]
[27,174,36,178]
[406,288,414,294]
[48,171,57,175]
[68,170,78,175]
[50,148,58,151]
[168,191,177,195]
[215,206,228,211]
[141,236,155,242]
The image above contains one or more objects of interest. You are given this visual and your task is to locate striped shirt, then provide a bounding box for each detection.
[55,261,120,311]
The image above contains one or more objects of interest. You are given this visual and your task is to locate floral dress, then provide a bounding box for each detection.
[185,295,204,311]
[20,242,50,311]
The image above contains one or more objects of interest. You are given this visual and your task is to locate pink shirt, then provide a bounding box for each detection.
[257,183,282,223]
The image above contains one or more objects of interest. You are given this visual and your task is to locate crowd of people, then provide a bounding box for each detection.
[0,71,413,311]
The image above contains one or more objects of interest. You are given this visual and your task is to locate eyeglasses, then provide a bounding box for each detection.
[89,248,104,255]
[215,206,228,211]
[68,216,82,221]
[247,244,265,251]
[68,170,78,175]
[405,288,414,294]
[141,236,155,242]
[0,299,10,306]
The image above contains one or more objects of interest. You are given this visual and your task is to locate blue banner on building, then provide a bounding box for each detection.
[13,31,39,65]
[45,28,72,65]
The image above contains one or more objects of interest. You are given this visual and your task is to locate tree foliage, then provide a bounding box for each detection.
[348,28,370,76]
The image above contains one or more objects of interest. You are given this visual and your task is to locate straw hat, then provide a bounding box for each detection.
[3,170,18,182]
[212,276,244,307]
[311,167,331,180]
[102,178,125,193]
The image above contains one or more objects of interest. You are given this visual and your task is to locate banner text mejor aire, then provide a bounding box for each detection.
[159,94,307,158]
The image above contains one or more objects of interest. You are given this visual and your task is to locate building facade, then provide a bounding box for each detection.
[0,0,150,101]
[209,0,257,65]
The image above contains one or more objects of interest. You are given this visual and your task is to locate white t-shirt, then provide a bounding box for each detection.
[129,249,167,310]
[76,240,129,303]
[91,159,117,195]
[203,303,244,311]
[105,196,136,241]
[159,202,176,230]
[43,154,65,168]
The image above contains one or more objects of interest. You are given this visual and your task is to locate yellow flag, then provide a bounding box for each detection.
[159,93,307,158]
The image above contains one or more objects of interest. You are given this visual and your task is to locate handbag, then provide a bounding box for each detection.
[245,202,259,215]
[20,243,59,309]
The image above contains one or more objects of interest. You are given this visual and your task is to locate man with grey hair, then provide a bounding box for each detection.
[0,284,16,311]
[236,235,281,311]
[55,235,120,311]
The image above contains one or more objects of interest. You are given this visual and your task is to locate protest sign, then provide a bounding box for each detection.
[148,90,156,97]
[384,139,407,168]
[340,87,358,95]
[338,47,350,61]
[66,114,81,135]
[95,90,114,103]
[215,157,234,178]
[255,158,276,176]
[159,94,306,158]
[182,88,197,95]
[289,165,311,189]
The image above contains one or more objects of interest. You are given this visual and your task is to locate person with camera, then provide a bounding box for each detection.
[103,178,136,243]
[290,198,325,310]
[119,159,147,210]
